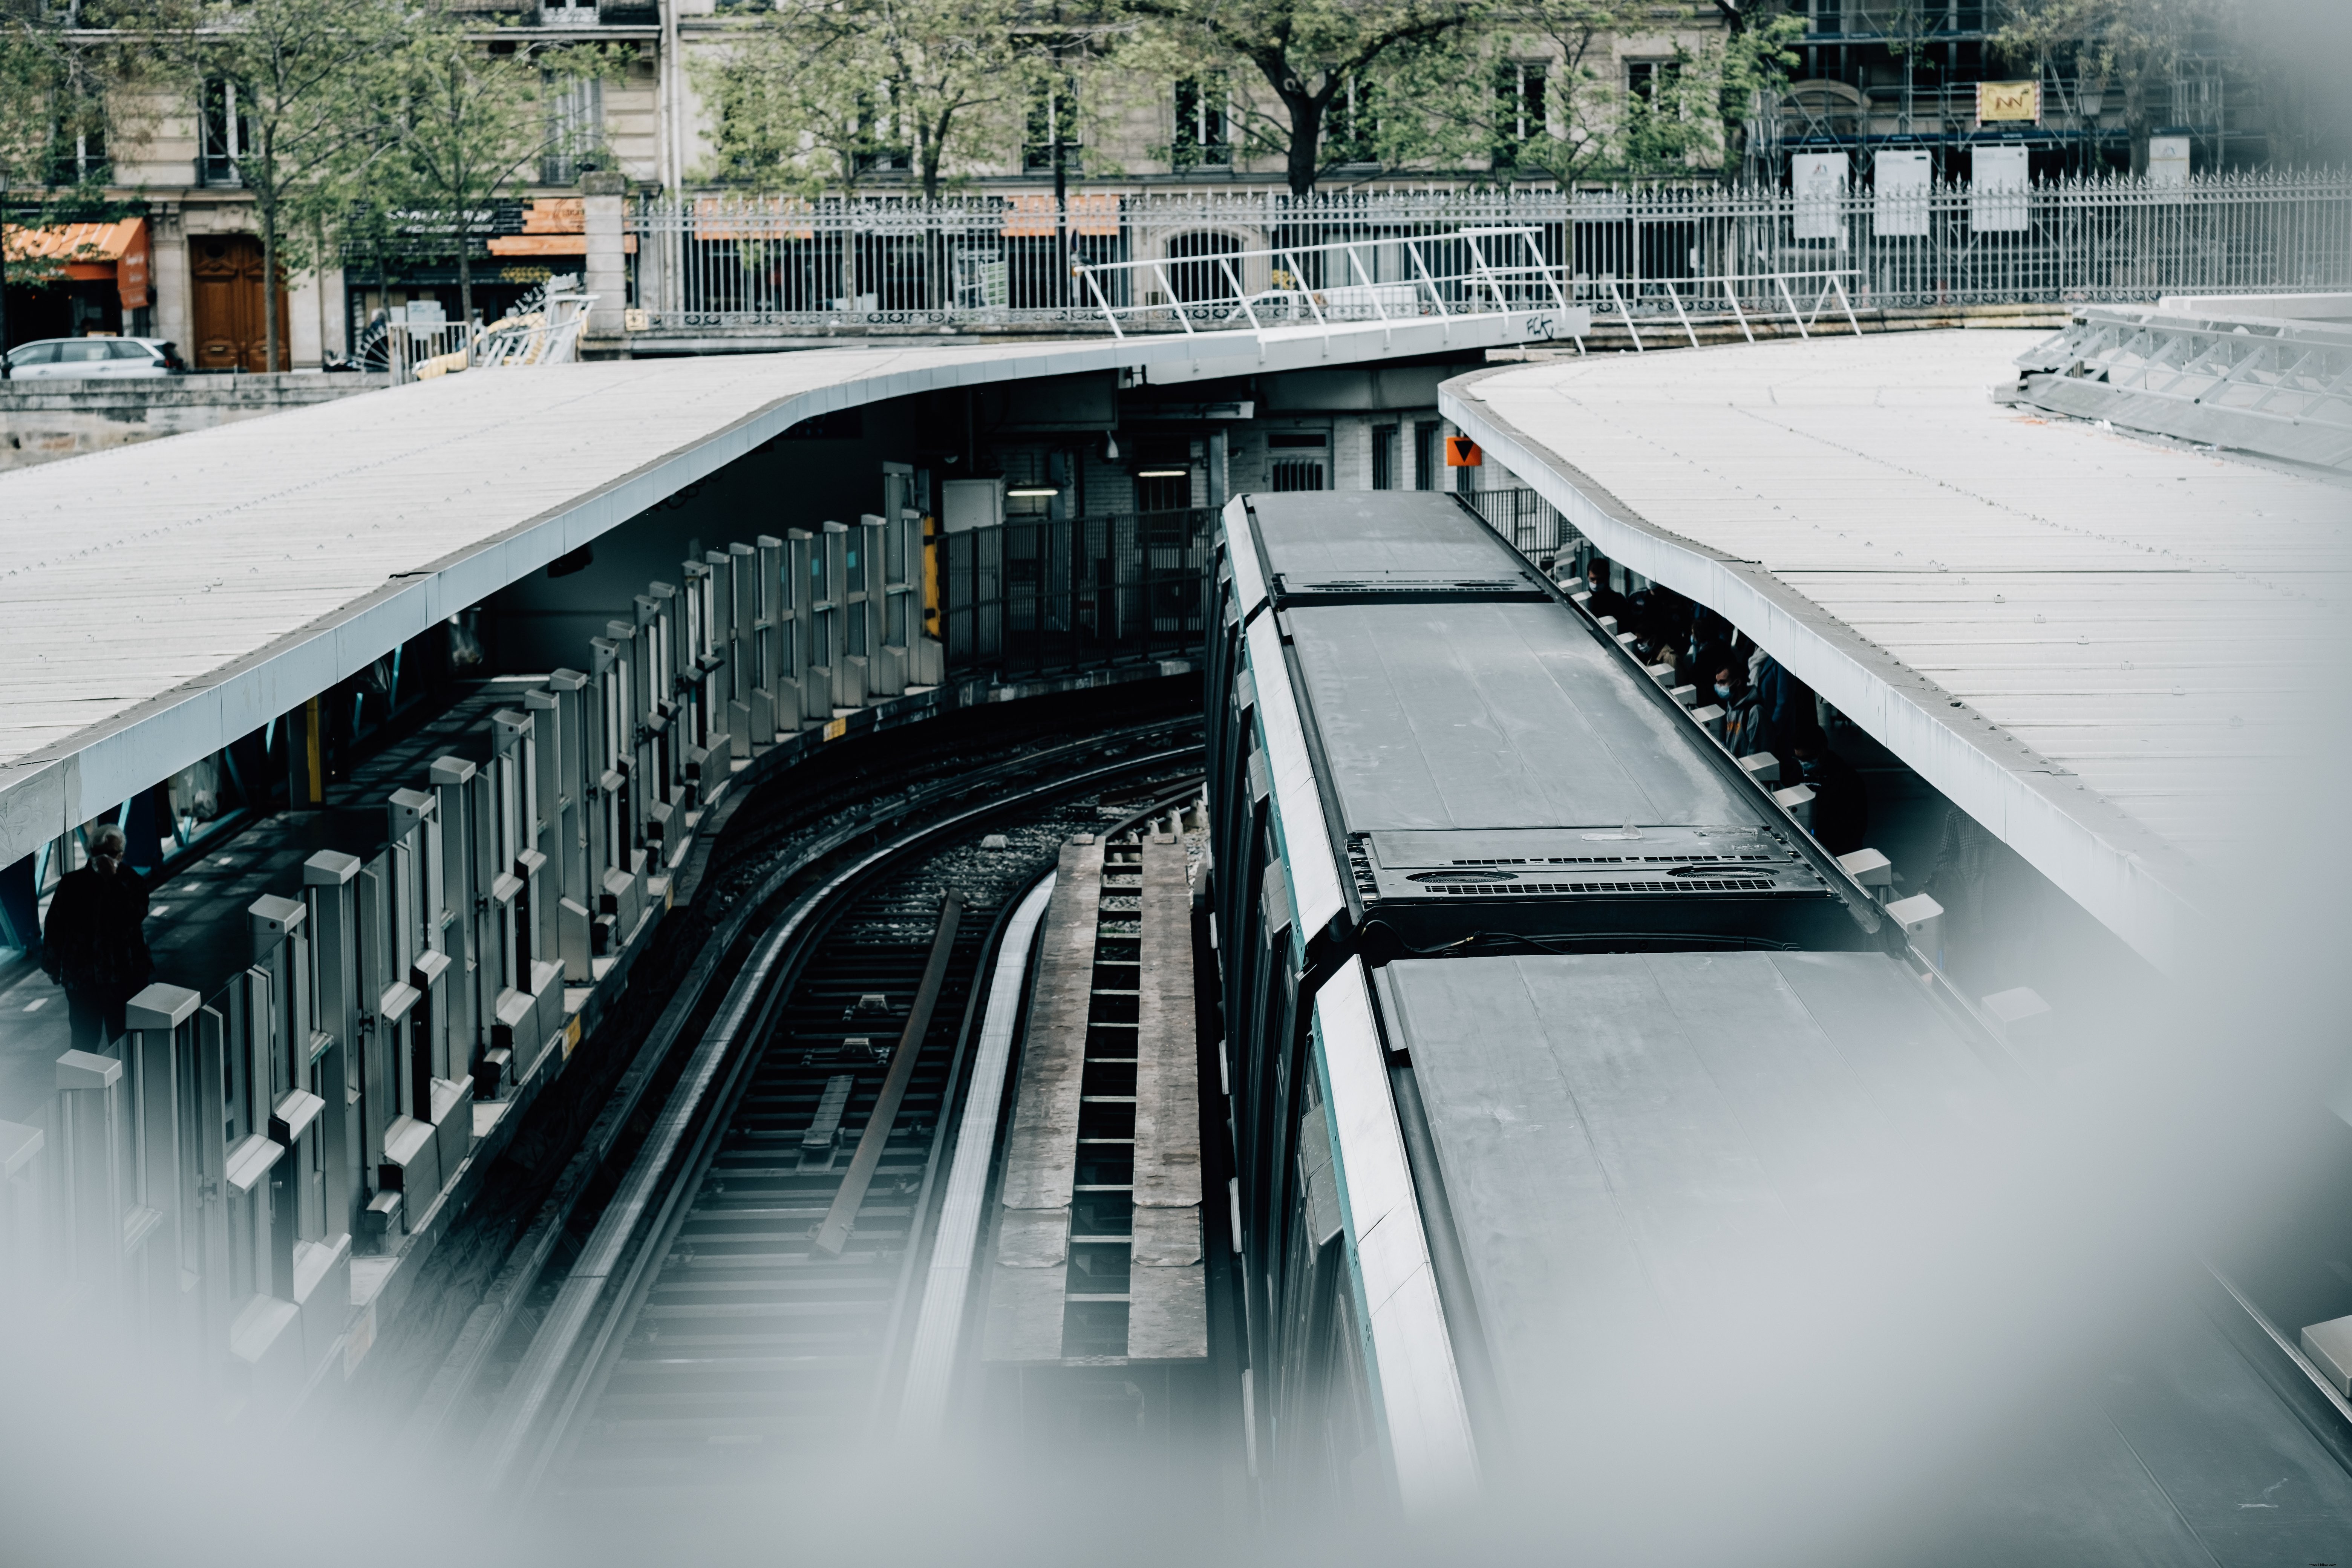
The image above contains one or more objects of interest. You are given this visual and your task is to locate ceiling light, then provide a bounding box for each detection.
[1006,485,1060,498]
[1135,468,1188,478]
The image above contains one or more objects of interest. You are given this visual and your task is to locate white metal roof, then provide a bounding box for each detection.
[0,315,1531,868]
[1442,330,2350,970]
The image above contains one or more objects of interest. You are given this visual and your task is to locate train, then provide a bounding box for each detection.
[1203,489,2352,1548]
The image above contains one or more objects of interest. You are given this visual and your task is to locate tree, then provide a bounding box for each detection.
[1995,0,2235,167]
[692,0,1031,200]
[0,5,116,372]
[1115,0,1475,196]
[391,12,603,329]
[1372,2,1801,184]
[166,0,396,372]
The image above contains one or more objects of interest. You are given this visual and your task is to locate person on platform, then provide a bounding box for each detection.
[40,825,153,1053]
[1582,557,1630,625]
[1788,724,1868,854]
[1717,664,1767,757]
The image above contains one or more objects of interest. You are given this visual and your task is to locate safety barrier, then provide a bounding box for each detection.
[937,507,1212,684]
[0,499,939,1410]
[629,173,2352,334]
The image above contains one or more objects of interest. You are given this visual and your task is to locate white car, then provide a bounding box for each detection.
[3,336,185,379]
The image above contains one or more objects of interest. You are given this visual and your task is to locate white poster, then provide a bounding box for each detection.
[1791,152,1848,240]
[2148,134,2191,189]
[1873,149,1933,237]
[1969,144,2030,233]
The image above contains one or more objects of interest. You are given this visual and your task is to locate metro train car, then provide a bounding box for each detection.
[1204,490,2352,1552]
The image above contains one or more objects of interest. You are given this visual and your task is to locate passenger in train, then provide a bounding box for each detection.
[1582,556,1629,624]
[1787,724,1868,854]
[40,824,154,1052]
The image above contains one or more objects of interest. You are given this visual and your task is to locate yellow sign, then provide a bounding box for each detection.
[1976,80,2040,124]
[562,1015,582,1059]
[824,716,848,741]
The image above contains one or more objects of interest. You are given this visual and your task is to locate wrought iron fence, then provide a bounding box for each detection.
[1457,485,1586,562]
[629,172,2352,332]
[939,508,1211,682]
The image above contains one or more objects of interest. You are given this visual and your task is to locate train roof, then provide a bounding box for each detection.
[1245,490,1534,588]
[1373,950,2352,1555]
[1236,491,1760,838]
[1382,949,2000,1404]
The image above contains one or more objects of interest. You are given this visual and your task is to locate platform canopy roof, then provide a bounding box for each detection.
[1443,329,2350,971]
[0,315,1530,870]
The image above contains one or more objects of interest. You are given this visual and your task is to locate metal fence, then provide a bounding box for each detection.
[629,172,2352,332]
[1457,485,1584,561]
[939,509,1211,681]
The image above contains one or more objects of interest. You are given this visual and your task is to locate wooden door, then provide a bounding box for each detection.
[190,235,289,371]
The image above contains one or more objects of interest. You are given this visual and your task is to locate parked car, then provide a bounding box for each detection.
[2,336,185,379]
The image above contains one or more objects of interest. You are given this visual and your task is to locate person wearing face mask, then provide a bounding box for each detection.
[40,824,154,1052]
[1716,665,1766,756]
[1787,724,1867,854]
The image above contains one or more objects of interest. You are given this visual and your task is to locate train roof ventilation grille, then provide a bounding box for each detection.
[1430,878,1777,896]
[1453,853,1780,866]
[1271,574,1553,605]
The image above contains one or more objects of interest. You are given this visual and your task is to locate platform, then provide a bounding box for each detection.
[1441,329,2351,969]
[0,313,1537,871]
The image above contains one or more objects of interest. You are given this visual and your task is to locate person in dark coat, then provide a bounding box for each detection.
[1715,663,1767,757]
[1752,655,1817,759]
[1788,725,1868,854]
[40,825,153,1052]
[1581,557,1630,625]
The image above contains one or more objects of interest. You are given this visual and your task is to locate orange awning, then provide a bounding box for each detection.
[1001,194,1123,239]
[1,217,150,309]
[487,233,636,256]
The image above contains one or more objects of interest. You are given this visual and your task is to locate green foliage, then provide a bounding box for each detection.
[1994,0,2234,135]
[1115,0,1475,194]
[693,0,1032,199]
[1363,1,1800,184]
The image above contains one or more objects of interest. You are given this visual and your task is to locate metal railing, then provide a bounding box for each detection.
[1457,485,1585,562]
[627,172,2352,333]
[939,508,1211,682]
[1070,226,1567,338]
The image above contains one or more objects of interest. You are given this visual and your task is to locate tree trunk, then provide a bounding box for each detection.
[1283,93,1324,196]
[260,202,281,374]
[0,173,12,379]
[458,234,473,348]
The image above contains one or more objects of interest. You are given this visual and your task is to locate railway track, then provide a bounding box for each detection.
[443,717,1204,1504]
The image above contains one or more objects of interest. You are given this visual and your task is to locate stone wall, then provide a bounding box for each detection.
[0,372,389,470]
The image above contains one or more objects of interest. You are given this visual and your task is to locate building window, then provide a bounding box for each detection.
[1626,59,1675,106]
[1809,0,1842,35]
[49,114,107,188]
[542,72,604,184]
[1267,430,1329,492]
[1173,78,1230,170]
[854,85,909,175]
[1372,425,1398,490]
[541,0,597,20]
[1327,75,1379,165]
[1493,60,1545,167]
[1024,78,1081,175]
[199,78,253,187]
[1413,423,1438,490]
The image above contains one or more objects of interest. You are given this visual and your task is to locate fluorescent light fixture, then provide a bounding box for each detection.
[1135,468,1189,478]
[1005,485,1060,498]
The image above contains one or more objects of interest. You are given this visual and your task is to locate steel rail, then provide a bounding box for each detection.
[406,720,1200,1449]
[484,743,1205,1502]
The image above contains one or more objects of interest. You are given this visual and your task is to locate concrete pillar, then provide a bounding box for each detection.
[580,171,628,343]
[150,202,191,360]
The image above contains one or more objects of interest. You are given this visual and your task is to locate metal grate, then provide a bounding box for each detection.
[1430,878,1776,895]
